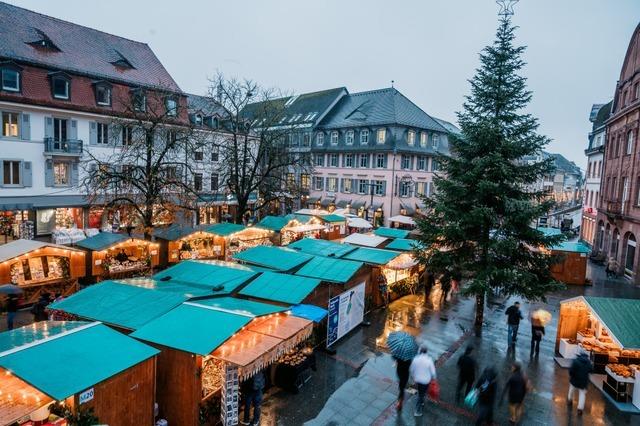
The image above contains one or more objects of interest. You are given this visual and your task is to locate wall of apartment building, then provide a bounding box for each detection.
[581,149,603,246]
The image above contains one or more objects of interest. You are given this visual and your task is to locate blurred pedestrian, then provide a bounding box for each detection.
[530,320,545,359]
[606,258,617,278]
[6,294,18,330]
[567,350,593,415]
[31,293,50,322]
[410,345,437,417]
[505,301,524,348]
[394,356,412,411]
[475,366,498,426]
[456,346,477,402]
[501,362,529,424]
[241,370,265,426]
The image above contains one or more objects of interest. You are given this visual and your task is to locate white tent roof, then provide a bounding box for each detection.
[342,233,387,247]
[388,215,416,226]
[285,224,326,233]
[295,208,330,216]
[0,239,80,263]
[347,217,373,229]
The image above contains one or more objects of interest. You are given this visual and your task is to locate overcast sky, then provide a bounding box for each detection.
[10,0,640,169]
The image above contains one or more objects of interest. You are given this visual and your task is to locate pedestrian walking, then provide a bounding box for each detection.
[501,363,529,424]
[394,356,412,411]
[387,331,419,411]
[31,293,50,322]
[606,258,617,278]
[6,294,18,330]
[567,349,593,415]
[456,346,477,402]
[410,345,437,417]
[474,366,498,426]
[505,301,524,348]
[241,370,265,426]
[530,321,545,359]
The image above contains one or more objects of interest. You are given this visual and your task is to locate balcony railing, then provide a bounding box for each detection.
[605,199,631,217]
[44,138,83,155]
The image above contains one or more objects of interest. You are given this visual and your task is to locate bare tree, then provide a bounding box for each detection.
[206,73,312,223]
[83,86,204,237]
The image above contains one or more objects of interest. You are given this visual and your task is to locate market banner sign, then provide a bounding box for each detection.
[327,282,366,347]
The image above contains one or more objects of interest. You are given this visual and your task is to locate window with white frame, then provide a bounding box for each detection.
[122,126,133,146]
[303,132,311,147]
[376,153,385,168]
[1,67,20,92]
[3,160,20,185]
[52,75,70,99]
[346,130,354,145]
[374,180,384,196]
[97,123,109,144]
[194,151,203,161]
[343,178,352,193]
[330,153,338,167]
[420,132,427,147]
[360,129,369,144]
[627,130,635,155]
[53,161,69,186]
[95,84,111,106]
[377,129,386,144]
[316,132,324,146]
[53,118,67,142]
[399,181,411,197]
[407,130,416,146]
[301,174,310,190]
[358,179,368,194]
[359,154,369,168]
[132,91,146,112]
[432,158,439,171]
[327,177,338,192]
[2,112,19,137]
[193,173,203,191]
[313,176,324,190]
[417,156,426,171]
[331,131,339,145]
[211,150,219,162]
[416,182,426,196]
[166,98,178,116]
[401,155,411,170]
[433,133,440,149]
[314,154,324,167]
[344,153,354,167]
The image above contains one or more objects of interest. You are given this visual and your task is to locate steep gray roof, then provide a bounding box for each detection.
[0,2,180,91]
[591,101,612,131]
[433,118,460,134]
[317,88,448,132]
[187,94,227,117]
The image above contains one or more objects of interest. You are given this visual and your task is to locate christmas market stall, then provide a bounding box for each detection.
[131,298,312,426]
[388,214,416,229]
[319,214,347,240]
[373,226,410,239]
[270,214,328,245]
[233,246,314,273]
[202,223,274,260]
[548,241,590,286]
[153,224,222,267]
[0,239,85,304]
[0,321,158,426]
[288,237,356,258]
[76,232,159,281]
[342,232,388,248]
[556,296,640,411]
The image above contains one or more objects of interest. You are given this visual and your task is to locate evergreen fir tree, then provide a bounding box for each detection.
[414,16,564,334]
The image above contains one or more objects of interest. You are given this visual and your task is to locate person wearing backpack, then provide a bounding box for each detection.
[530,321,545,359]
[501,363,529,424]
[475,366,498,426]
[241,370,265,426]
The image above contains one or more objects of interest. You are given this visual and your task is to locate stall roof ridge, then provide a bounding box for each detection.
[0,239,82,263]
[582,296,640,349]
[239,271,321,305]
[75,232,132,251]
[295,256,363,283]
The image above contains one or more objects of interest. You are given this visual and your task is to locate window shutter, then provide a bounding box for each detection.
[89,122,97,145]
[381,181,387,196]
[0,161,3,187]
[383,155,388,168]
[69,120,78,140]
[340,178,344,193]
[71,162,79,186]
[21,161,32,187]
[44,159,54,187]
[44,117,53,139]
[20,114,30,140]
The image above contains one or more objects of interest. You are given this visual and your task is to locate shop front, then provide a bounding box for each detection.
[203,223,274,261]
[0,209,32,244]
[548,241,590,285]
[154,225,224,267]
[319,214,347,240]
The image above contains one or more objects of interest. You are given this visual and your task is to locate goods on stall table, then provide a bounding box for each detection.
[202,357,225,398]
[577,329,594,342]
[606,363,640,381]
[559,338,580,359]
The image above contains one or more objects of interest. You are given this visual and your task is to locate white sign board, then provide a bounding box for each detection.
[221,364,239,426]
[79,387,94,405]
[327,282,366,347]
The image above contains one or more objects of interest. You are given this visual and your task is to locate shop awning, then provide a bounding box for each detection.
[49,281,188,330]
[154,260,258,293]
[320,197,335,208]
[388,215,416,226]
[288,238,356,257]
[0,195,90,211]
[351,200,366,210]
[75,232,131,251]
[295,256,363,284]
[0,239,82,263]
[0,322,159,400]
[385,238,423,252]
[343,233,387,248]
[239,271,322,304]
[374,227,410,239]
[306,197,320,205]
[336,199,351,208]
[347,217,373,229]
[399,203,415,216]
[256,215,291,232]
[321,214,346,223]
[551,241,590,254]
[152,224,198,241]
[290,304,328,322]
[341,247,400,265]
[203,222,247,237]
[233,246,313,272]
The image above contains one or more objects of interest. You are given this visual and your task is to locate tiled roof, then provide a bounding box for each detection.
[0,2,180,91]
[591,101,612,130]
[187,94,227,116]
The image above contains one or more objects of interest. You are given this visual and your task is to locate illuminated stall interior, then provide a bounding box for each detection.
[203,223,274,260]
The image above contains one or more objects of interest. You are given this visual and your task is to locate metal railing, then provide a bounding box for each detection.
[44,138,83,155]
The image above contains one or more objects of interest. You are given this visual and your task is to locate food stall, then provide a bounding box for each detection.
[203,223,273,260]
[319,214,347,240]
[342,232,388,248]
[0,239,85,304]
[76,232,159,281]
[0,321,158,426]
[154,224,223,267]
[233,246,313,273]
[556,296,640,410]
[548,241,590,285]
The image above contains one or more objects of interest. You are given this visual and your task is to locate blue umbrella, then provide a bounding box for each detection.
[386,331,418,361]
[0,284,23,295]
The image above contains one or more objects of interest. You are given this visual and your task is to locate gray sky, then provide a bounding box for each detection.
[10,0,640,169]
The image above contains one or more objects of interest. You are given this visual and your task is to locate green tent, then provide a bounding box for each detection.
[256,216,291,232]
[75,232,129,251]
[385,238,423,252]
[295,256,363,283]
[373,227,410,239]
[340,247,400,265]
[551,241,590,254]
[0,322,158,400]
[583,297,640,349]
[153,260,258,292]
[233,246,313,271]
[288,238,356,257]
[202,222,247,237]
[239,271,321,304]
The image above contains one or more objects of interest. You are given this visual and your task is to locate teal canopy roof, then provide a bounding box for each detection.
[583,297,640,349]
[239,271,321,304]
[119,278,225,298]
[295,256,363,283]
[288,238,356,257]
[0,322,158,400]
[385,238,422,251]
[195,297,287,317]
[49,281,187,330]
[75,232,129,251]
[552,241,590,253]
[202,222,247,237]
[340,247,400,265]
[233,246,313,271]
[153,224,197,241]
[256,216,291,232]
[321,214,346,223]
[373,227,410,239]
[537,226,562,236]
[132,303,252,355]
[153,260,258,292]
[0,321,87,353]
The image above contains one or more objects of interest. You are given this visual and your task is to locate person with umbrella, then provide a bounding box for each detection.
[530,309,550,359]
[387,331,418,411]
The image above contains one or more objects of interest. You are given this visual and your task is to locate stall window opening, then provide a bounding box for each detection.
[2,111,19,137]
[53,161,69,186]
[3,160,21,185]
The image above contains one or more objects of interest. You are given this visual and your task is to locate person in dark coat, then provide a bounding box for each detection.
[6,294,18,330]
[30,293,50,322]
[501,363,529,424]
[530,322,545,358]
[456,346,477,402]
[394,356,412,411]
[475,366,498,426]
[567,350,593,415]
[241,370,265,426]
[505,302,524,348]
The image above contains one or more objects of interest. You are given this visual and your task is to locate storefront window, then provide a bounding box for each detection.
[53,161,69,186]
[10,255,70,285]
[626,235,636,274]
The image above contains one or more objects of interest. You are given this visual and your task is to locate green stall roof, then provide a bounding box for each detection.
[373,227,410,239]
[321,214,346,223]
[552,241,590,254]
[341,247,400,265]
[132,303,251,355]
[202,222,247,237]
[0,322,159,400]
[295,256,363,283]
[0,321,87,353]
[256,215,291,232]
[233,246,313,271]
[195,297,287,317]
[385,238,423,252]
[153,224,197,241]
[49,281,188,330]
[288,238,356,257]
[536,226,562,236]
[584,297,640,349]
[119,278,225,298]
[239,271,321,304]
[75,232,129,251]
[153,260,258,292]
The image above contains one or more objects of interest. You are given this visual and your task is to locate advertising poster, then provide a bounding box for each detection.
[327,282,366,347]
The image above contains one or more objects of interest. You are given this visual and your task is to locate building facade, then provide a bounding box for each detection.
[581,101,610,246]
[596,23,640,282]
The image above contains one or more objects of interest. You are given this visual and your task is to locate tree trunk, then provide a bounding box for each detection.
[474,292,485,337]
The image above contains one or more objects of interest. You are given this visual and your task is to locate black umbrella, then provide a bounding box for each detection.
[0,284,23,295]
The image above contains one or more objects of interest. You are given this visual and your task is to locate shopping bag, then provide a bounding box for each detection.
[428,379,440,400]
[464,388,479,408]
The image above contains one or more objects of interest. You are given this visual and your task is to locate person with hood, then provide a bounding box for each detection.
[501,362,529,424]
[456,346,477,402]
[410,345,437,417]
[505,301,524,348]
[241,370,265,426]
[30,293,50,322]
[475,366,498,426]
[567,350,593,415]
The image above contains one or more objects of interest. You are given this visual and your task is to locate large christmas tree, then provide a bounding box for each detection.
[414,16,563,334]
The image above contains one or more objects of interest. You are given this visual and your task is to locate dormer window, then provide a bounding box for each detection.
[131,89,146,112]
[28,29,61,52]
[94,82,112,106]
[0,63,21,92]
[212,117,219,129]
[110,50,135,70]
[165,97,178,116]
[195,114,203,126]
[49,73,70,100]
[407,130,416,146]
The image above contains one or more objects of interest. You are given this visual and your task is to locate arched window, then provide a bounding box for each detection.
[625,233,636,275]
[612,228,620,259]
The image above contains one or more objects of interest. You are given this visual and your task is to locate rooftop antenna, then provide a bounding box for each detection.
[497,0,519,16]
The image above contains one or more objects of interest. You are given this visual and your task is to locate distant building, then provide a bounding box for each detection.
[524,152,583,206]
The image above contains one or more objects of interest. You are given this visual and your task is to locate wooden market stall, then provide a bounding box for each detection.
[556,296,640,410]
[257,214,328,246]
[233,245,314,273]
[154,224,224,267]
[0,321,158,426]
[319,214,347,240]
[342,232,388,248]
[0,239,85,305]
[549,241,590,285]
[373,227,411,239]
[203,223,274,261]
[76,232,159,281]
